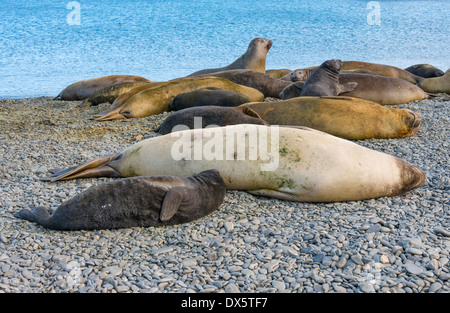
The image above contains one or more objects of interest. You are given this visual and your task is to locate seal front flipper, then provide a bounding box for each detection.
[337,82,358,95]
[41,153,122,182]
[247,189,303,202]
[160,186,187,221]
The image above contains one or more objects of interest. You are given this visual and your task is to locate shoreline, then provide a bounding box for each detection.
[0,95,449,293]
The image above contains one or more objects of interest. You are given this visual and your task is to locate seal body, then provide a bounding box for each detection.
[265,69,292,79]
[80,82,152,108]
[187,38,272,76]
[299,60,358,97]
[283,72,430,105]
[169,87,252,111]
[55,75,151,101]
[193,69,293,98]
[404,64,444,78]
[157,106,269,135]
[419,69,450,94]
[243,97,422,140]
[43,125,425,203]
[16,170,226,230]
[94,77,264,121]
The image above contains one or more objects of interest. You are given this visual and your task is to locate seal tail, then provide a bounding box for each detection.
[53,93,61,100]
[14,207,53,228]
[41,153,123,182]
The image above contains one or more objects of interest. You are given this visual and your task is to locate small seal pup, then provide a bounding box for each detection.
[187,37,273,76]
[169,87,252,111]
[404,64,444,78]
[15,170,226,231]
[299,60,358,97]
[54,75,151,101]
[93,77,264,121]
[156,106,269,135]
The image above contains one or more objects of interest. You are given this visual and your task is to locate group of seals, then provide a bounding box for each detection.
[26,39,439,232]
[16,170,226,231]
[281,67,430,105]
[42,125,426,203]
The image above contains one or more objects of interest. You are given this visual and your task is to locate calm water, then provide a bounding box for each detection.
[0,0,449,98]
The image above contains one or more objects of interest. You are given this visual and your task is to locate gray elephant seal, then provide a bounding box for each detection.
[281,72,430,105]
[156,106,269,135]
[15,170,226,231]
[299,60,358,97]
[187,38,273,76]
[169,87,252,111]
[404,64,444,78]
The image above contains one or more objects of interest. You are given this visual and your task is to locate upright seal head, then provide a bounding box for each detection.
[187,37,273,76]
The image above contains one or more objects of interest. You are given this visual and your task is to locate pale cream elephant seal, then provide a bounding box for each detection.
[42,125,425,203]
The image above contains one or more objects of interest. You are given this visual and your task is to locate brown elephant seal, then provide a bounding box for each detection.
[93,77,264,121]
[243,96,422,140]
[169,87,252,111]
[404,64,444,78]
[54,75,151,101]
[187,38,273,76]
[298,60,358,97]
[265,69,292,79]
[419,69,450,94]
[192,69,293,98]
[16,170,225,231]
[42,125,425,203]
[283,72,430,105]
[80,82,152,108]
[301,61,424,84]
[156,106,269,135]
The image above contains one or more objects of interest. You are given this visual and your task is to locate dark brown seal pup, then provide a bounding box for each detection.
[187,38,273,76]
[404,64,445,78]
[15,170,226,231]
[169,87,252,111]
[156,106,269,135]
[299,60,358,97]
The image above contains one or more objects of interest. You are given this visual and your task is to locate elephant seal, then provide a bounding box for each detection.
[283,72,430,105]
[192,69,294,98]
[187,38,273,76]
[243,97,422,140]
[16,170,226,231]
[169,87,252,111]
[298,60,358,97]
[301,61,424,84]
[93,77,264,121]
[265,69,292,79]
[42,125,425,203]
[156,106,269,135]
[404,64,444,78]
[54,75,151,101]
[80,82,152,108]
[419,69,450,94]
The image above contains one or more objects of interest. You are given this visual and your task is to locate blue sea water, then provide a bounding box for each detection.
[0,0,449,98]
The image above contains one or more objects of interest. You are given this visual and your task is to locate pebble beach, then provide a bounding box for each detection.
[0,95,448,293]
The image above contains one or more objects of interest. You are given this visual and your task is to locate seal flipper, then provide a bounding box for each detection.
[337,82,358,95]
[159,186,186,221]
[41,153,122,182]
[14,207,53,228]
